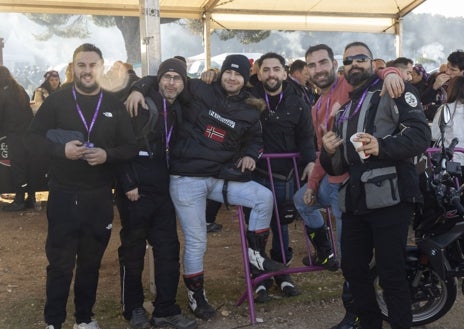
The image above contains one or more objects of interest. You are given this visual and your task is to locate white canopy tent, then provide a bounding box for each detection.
[0,0,427,73]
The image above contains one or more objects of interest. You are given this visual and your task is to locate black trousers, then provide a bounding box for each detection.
[116,189,181,319]
[7,133,32,200]
[341,203,413,329]
[44,186,114,327]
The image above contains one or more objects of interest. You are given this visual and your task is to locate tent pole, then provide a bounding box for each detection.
[139,0,161,297]
[203,12,212,70]
[140,0,161,76]
[395,18,403,58]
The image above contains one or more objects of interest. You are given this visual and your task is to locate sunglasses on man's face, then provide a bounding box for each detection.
[342,54,372,66]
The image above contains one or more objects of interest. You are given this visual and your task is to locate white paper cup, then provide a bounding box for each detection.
[350,133,370,159]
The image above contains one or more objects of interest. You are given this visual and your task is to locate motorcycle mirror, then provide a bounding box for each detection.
[442,104,451,125]
[439,104,451,134]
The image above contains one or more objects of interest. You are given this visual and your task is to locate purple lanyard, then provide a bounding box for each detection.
[72,86,103,143]
[314,79,338,130]
[163,98,174,167]
[264,91,283,114]
[303,90,312,107]
[337,78,379,126]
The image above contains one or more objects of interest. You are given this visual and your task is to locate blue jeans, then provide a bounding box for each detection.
[253,175,294,263]
[293,174,342,254]
[169,175,273,275]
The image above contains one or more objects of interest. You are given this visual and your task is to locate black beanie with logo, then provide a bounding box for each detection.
[220,54,250,83]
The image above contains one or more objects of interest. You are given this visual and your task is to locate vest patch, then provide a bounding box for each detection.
[404,92,418,108]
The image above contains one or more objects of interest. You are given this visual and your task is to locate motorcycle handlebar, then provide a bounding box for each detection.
[450,195,464,216]
[446,137,460,160]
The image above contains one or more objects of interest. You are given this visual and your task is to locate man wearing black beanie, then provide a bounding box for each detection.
[219,54,250,84]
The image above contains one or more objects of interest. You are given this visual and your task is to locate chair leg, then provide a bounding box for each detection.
[236,206,257,324]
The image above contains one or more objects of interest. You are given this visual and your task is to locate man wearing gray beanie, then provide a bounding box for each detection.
[116,57,197,329]
[157,58,188,86]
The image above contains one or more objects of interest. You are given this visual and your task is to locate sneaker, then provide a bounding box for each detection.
[73,321,100,329]
[302,254,339,271]
[128,308,151,329]
[254,285,271,303]
[280,280,301,297]
[206,222,223,233]
[2,201,25,212]
[152,313,198,329]
[330,312,360,329]
[45,326,55,329]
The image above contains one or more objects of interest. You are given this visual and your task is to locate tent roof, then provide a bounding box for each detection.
[0,0,426,33]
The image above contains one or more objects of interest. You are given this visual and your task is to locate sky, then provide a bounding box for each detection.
[412,0,462,17]
[0,0,462,95]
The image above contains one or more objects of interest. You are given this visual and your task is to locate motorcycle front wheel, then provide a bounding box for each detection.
[371,263,457,326]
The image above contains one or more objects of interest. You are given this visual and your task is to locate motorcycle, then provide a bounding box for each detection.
[371,105,464,326]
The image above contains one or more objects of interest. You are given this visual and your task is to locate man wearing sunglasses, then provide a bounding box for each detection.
[320,41,431,329]
[293,43,405,329]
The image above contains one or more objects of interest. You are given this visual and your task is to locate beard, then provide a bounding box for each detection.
[312,70,336,90]
[263,79,283,93]
[74,74,100,94]
[345,67,372,87]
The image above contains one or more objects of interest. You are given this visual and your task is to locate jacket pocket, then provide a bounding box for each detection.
[360,166,400,209]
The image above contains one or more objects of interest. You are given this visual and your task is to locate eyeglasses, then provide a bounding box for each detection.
[161,74,183,83]
[342,54,372,66]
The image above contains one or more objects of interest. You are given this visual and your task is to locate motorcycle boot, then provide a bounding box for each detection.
[302,225,339,271]
[330,313,360,329]
[331,281,360,329]
[183,274,216,320]
[246,230,287,273]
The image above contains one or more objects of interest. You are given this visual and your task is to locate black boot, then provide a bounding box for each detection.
[24,191,36,209]
[184,274,216,320]
[246,230,287,273]
[274,274,301,297]
[302,225,339,271]
[331,281,360,329]
[3,189,25,212]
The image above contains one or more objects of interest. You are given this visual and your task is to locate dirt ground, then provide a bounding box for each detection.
[0,193,463,329]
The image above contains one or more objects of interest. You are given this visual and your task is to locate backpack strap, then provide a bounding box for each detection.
[136,97,159,158]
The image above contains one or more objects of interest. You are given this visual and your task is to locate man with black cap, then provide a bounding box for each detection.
[115,58,197,329]
[125,54,286,321]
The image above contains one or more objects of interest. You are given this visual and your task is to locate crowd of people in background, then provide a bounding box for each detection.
[2,42,464,329]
